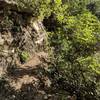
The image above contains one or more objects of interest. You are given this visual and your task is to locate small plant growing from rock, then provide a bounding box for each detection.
[20,51,29,63]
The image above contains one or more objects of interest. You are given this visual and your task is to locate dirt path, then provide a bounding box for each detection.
[16,52,48,69]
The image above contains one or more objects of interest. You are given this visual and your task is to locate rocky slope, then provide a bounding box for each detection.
[0,1,56,100]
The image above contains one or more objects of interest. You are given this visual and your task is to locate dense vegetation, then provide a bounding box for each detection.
[46,1,100,100]
[0,0,100,100]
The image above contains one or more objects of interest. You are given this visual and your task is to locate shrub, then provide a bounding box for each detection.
[20,51,29,63]
[47,1,100,99]
[16,0,52,19]
[64,11,100,46]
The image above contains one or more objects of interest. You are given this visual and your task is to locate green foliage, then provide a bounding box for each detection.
[16,0,68,20]
[20,51,29,62]
[65,11,100,46]
[48,3,100,73]
[48,29,72,69]
[47,1,100,99]
[77,55,100,74]
[86,0,100,18]
[53,3,68,23]
[16,0,51,19]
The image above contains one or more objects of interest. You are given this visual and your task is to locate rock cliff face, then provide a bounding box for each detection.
[0,1,53,100]
[0,8,47,67]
